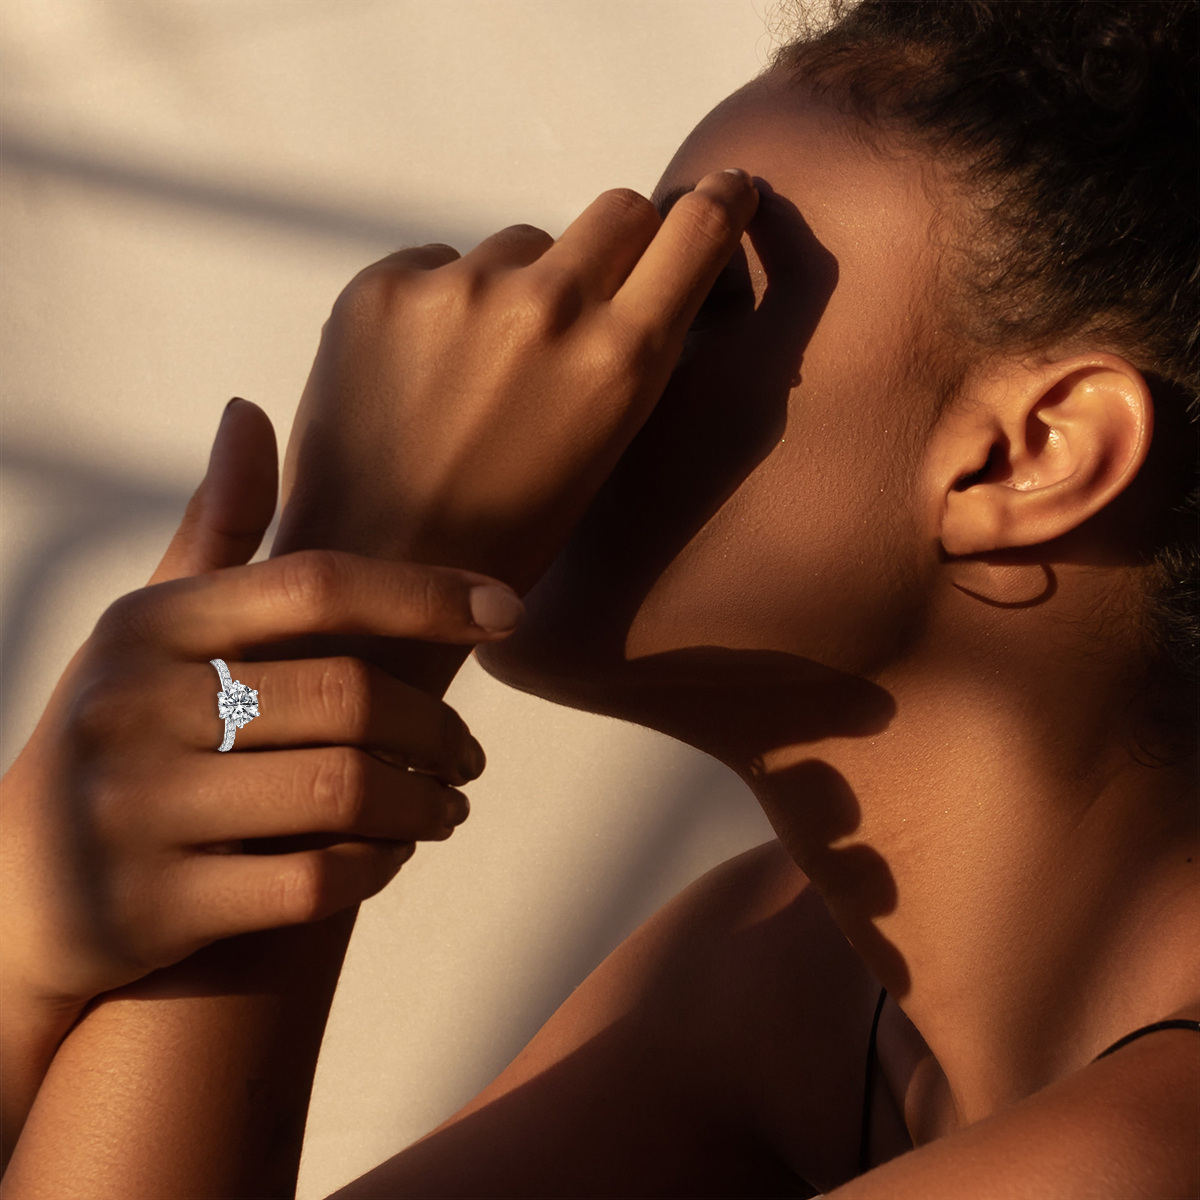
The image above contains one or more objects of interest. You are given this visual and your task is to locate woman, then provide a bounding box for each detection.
[2,1,1196,1196]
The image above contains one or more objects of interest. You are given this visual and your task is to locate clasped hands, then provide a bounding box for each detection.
[0,170,758,1035]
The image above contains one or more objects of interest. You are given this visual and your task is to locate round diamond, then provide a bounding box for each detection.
[218,681,259,729]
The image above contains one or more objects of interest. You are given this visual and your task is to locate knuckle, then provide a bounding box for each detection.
[275,550,345,624]
[600,187,659,230]
[272,856,329,925]
[67,677,114,744]
[507,289,566,339]
[331,269,391,327]
[525,268,586,330]
[585,320,655,392]
[94,590,152,645]
[86,773,131,839]
[585,330,637,385]
[671,190,737,249]
[605,301,672,365]
[320,657,373,741]
[68,675,132,748]
[396,568,454,631]
[311,746,367,830]
[333,259,415,317]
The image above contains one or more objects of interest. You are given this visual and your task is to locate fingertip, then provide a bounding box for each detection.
[457,735,486,782]
[693,168,760,224]
[444,789,470,827]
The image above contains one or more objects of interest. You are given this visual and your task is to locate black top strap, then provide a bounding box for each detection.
[858,986,888,1175]
[1094,1018,1200,1061]
[855,995,1197,1180]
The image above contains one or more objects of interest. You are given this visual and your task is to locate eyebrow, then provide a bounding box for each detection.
[653,183,695,221]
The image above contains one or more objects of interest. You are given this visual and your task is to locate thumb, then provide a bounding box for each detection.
[148,398,279,585]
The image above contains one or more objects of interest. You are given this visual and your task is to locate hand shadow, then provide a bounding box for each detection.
[486,182,841,702]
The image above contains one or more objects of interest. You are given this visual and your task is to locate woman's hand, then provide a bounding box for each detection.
[278,168,758,592]
[0,400,521,1019]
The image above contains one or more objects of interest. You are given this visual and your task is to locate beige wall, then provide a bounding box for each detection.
[0,2,793,1193]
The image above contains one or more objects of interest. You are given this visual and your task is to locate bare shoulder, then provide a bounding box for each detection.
[829,1008,1200,1200]
[329,839,878,1198]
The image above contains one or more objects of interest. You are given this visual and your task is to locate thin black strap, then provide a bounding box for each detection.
[858,986,888,1176]
[856,1003,1196,1175]
[1094,1018,1200,1061]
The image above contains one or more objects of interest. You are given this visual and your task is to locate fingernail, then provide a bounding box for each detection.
[723,168,750,182]
[219,397,244,426]
[469,585,524,632]
[458,736,486,781]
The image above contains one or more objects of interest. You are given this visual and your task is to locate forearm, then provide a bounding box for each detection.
[4,914,353,1200]
[0,989,82,1172]
[2,502,476,1197]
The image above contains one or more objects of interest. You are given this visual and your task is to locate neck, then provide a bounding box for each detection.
[743,658,1198,1132]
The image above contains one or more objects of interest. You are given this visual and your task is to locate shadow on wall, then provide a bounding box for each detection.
[0,439,194,765]
[0,128,776,1140]
[0,121,487,766]
[0,128,468,250]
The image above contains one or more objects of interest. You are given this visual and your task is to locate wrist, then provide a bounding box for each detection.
[1,982,86,1168]
[0,978,87,1052]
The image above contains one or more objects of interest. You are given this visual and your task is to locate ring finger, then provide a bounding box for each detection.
[172,657,485,785]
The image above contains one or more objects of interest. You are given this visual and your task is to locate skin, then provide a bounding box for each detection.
[1,162,765,1194]
[0,398,526,1169]
[2,66,1197,1199]
[478,68,1200,1160]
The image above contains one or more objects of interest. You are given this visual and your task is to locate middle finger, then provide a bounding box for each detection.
[163,745,469,846]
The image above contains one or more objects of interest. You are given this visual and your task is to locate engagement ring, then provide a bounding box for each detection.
[211,658,259,751]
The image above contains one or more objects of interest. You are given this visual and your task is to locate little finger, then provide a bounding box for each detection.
[367,243,463,273]
[460,222,555,272]
[177,838,417,939]
[538,187,662,298]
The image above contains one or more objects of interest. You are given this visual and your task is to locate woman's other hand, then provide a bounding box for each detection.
[278,168,758,593]
[0,399,520,1020]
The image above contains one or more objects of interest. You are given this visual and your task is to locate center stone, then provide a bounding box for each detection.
[218,681,259,728]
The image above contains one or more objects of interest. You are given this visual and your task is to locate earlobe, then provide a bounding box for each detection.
[939,355,1153,556]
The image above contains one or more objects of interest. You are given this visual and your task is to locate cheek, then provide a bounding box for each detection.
[478,258,940,700]
[621,379,930,677]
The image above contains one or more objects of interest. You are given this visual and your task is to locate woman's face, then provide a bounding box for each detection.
[478,71,952,744]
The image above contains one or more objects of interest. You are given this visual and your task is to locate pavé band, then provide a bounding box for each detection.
[210,658,259,752]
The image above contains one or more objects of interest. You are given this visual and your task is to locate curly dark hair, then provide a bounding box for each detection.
[772,0,1199,753]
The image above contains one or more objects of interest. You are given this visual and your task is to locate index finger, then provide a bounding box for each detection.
[100,550,525,660]
[609,168,758,343]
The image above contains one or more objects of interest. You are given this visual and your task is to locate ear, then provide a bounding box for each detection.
[936,354,1153,556]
